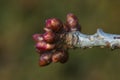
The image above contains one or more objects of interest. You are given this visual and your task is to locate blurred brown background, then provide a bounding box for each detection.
[0,0,120,80]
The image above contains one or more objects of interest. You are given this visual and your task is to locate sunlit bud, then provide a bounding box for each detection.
[35,41,55,51]
[32,34,43,42]
[66,13,81,31]
[39,52,52,66]
[43,31,55,43]
[45,18,63,32]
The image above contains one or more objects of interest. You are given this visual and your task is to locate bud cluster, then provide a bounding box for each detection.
[32,13,81,67]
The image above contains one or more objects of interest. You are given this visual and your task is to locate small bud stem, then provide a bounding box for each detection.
[66,29,120,49]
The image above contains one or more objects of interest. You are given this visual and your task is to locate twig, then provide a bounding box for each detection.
[32,13,120,67]
[66,29,120,50]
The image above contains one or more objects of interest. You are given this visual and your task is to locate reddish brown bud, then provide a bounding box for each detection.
[59,51,69,63]
[39,52,52,66]
[52,50,69,63]
[43,31,55,43]
[66,13,81,31]
[45,18,63,32]
[36,41,55,51]
[52,51,62,63]
[66,13,78,27]
[32,34,43,42]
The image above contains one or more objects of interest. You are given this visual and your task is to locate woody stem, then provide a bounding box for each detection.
[65,29,120,49]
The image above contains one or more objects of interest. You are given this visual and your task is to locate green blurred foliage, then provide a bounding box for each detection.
[0,0,120,80]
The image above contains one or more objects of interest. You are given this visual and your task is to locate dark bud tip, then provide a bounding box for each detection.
[45,18,63,32]
[39,52,52,67]
[59,51,69,64]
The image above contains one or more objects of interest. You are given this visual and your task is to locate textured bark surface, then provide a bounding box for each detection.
[66,29,120,50]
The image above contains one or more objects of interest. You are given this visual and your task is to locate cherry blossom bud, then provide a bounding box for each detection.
[35,41,55,51]
[43,31,55,43]
[39,52,52,66]
[45,18,63,32]
[32,34,43,42]
[66,13,81,31]
[52,50,69,63]
[52,51,62,63]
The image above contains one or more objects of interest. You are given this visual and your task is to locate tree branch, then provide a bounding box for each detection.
[32,13,120,67]
[66,29,120,50]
